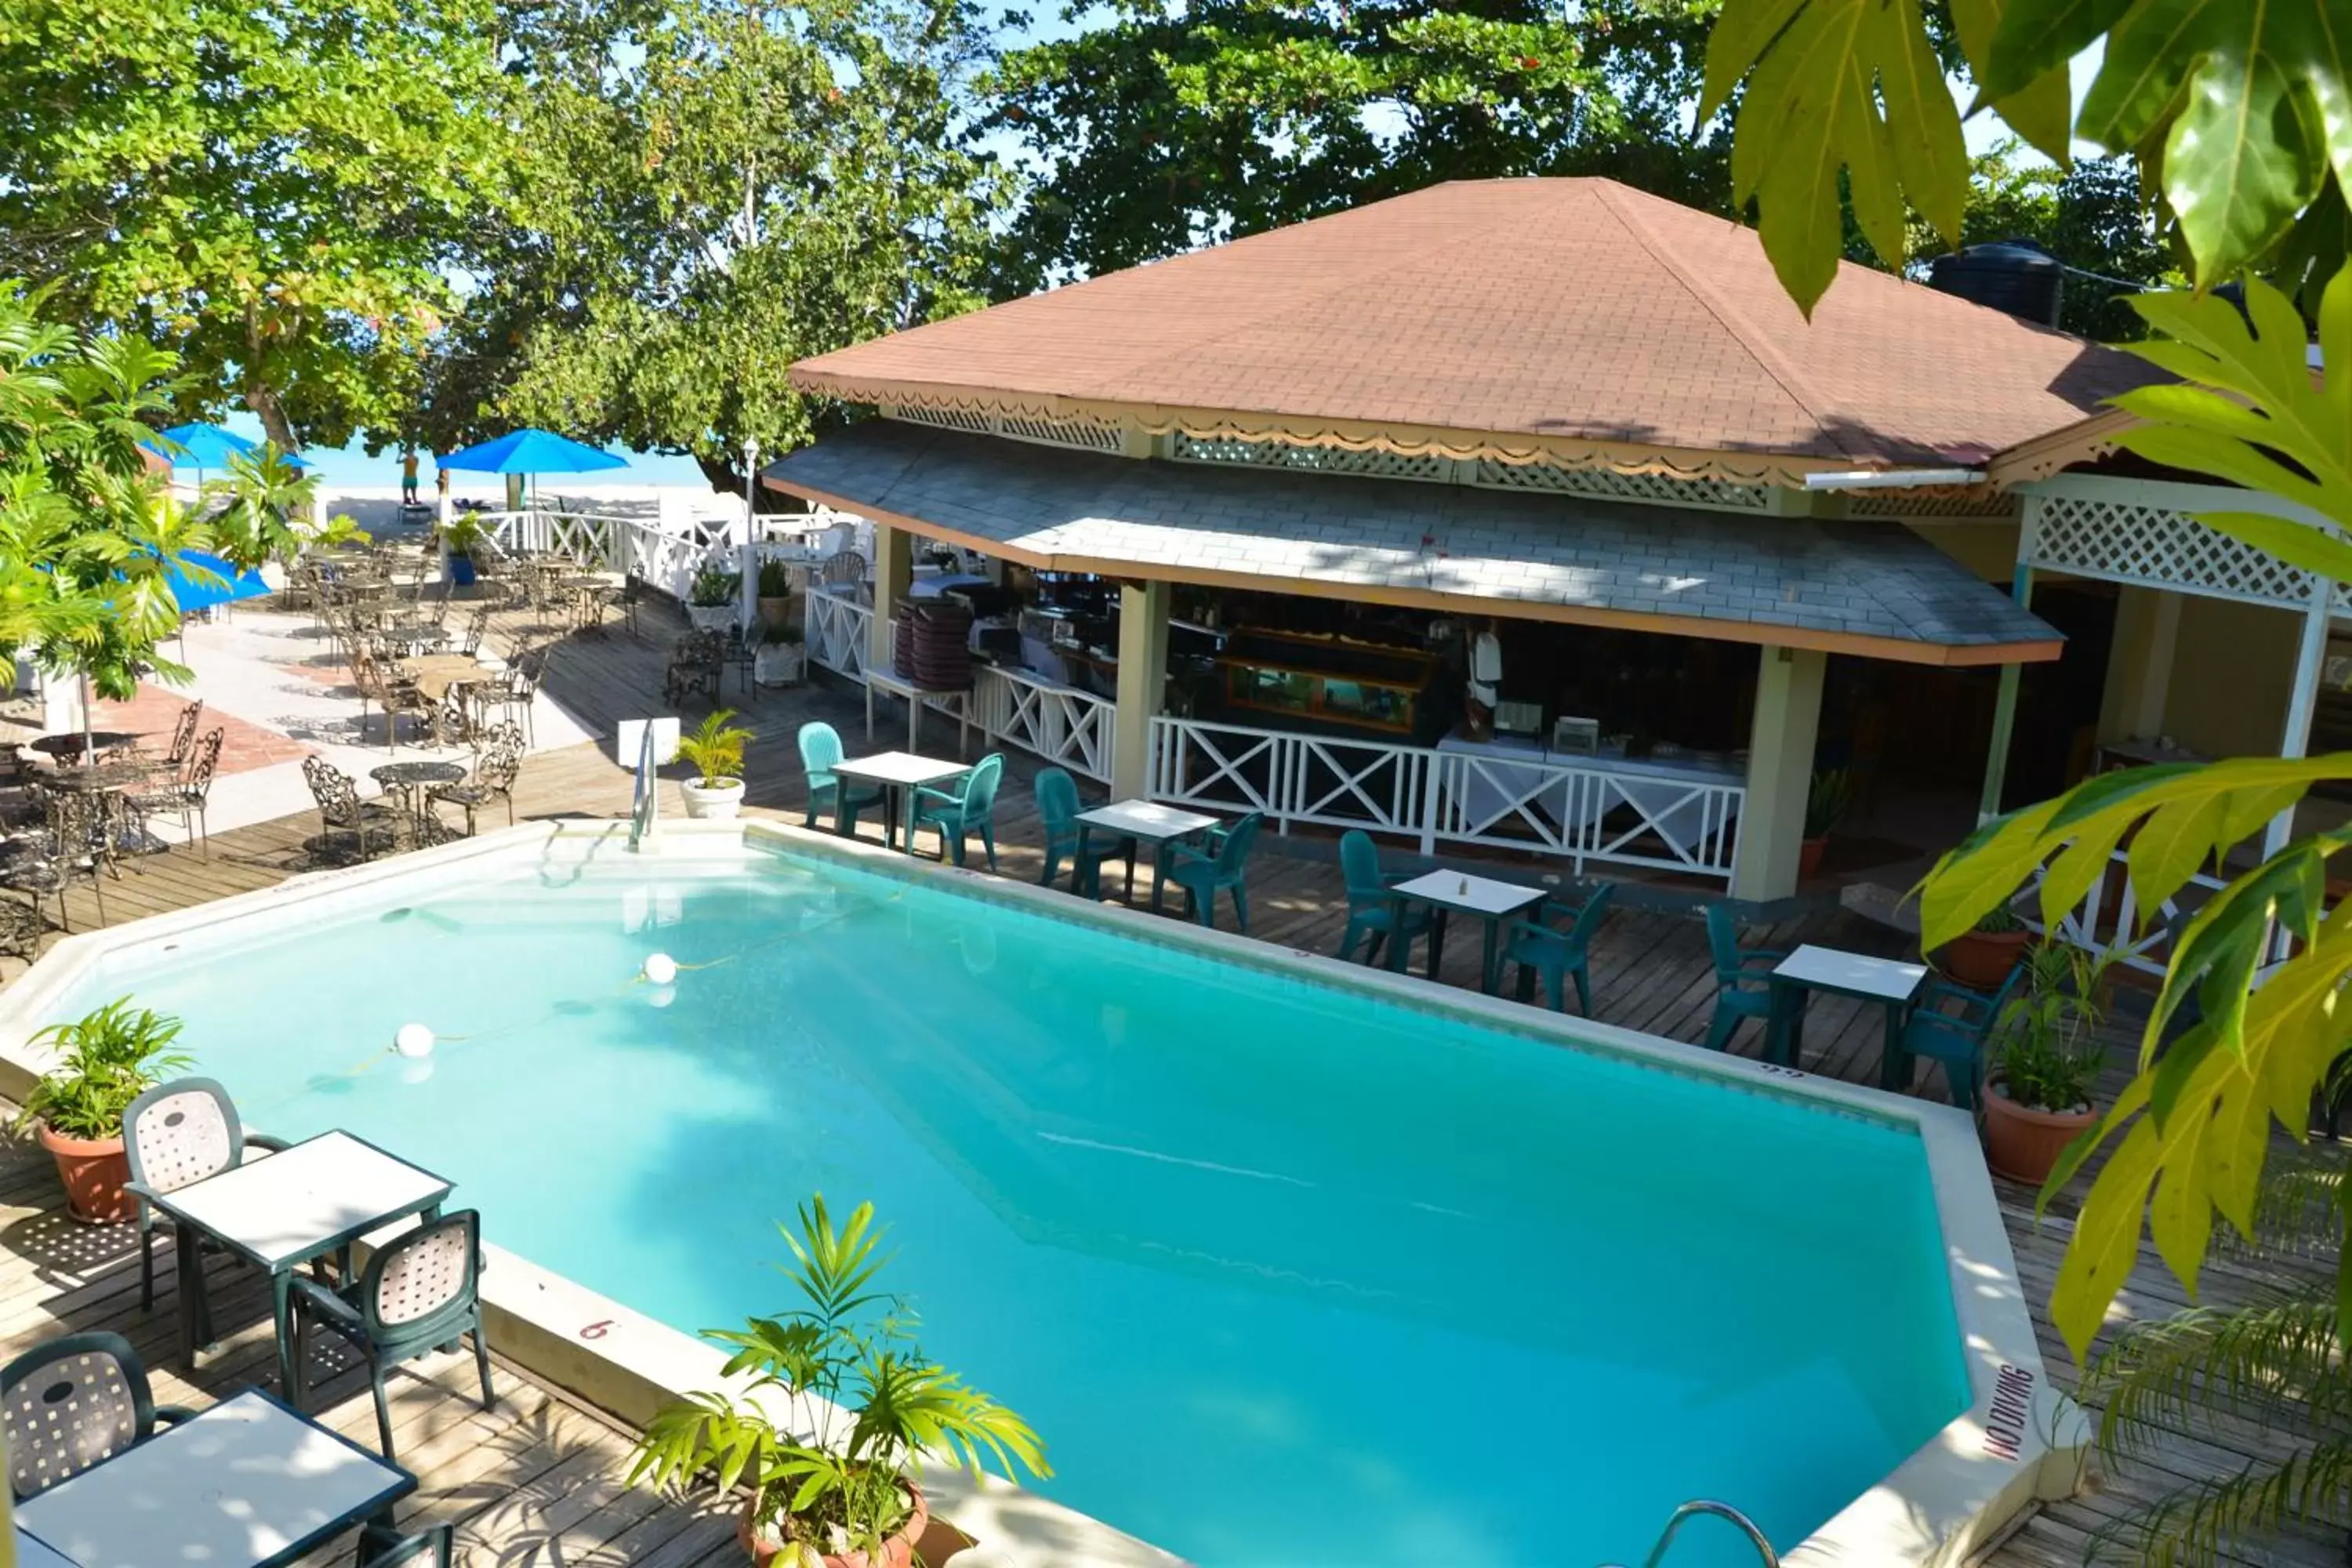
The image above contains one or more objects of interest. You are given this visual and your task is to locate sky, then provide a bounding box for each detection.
[209,31,2111,494]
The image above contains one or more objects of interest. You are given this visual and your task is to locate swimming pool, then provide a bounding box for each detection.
[2,823,2071,1566]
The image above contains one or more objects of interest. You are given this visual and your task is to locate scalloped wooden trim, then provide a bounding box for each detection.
[793,371,1877,488]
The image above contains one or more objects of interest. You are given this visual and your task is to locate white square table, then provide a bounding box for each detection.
[16,1527,78,1568]
[1385,869,1548,994]
[1074,800,1222,911]
[16,1388,415,1568]
[1766,943,1929,1069]
[146,1131,452,1400]
[830,751,973,854]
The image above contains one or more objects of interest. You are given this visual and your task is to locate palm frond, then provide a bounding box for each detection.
[2087,1298,2350,1446]
[2088,1439,2352,1567]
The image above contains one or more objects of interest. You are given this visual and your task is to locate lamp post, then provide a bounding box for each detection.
[738,437,761,637]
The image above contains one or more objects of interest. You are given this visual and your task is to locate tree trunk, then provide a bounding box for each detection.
[243,383,298,452]
[695,452,746,498]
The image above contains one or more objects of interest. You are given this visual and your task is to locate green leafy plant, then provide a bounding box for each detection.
[205,444,321,572]
[433,510,490,560]
[757,558,794,597]
[14,998,194,1142]
[628,1196,1047,1560]
[1802,767,1853,840]
[688,567,741,608]
[674,707,753,788]
[1991,942,2108,1115]
[1973,903,2025,936]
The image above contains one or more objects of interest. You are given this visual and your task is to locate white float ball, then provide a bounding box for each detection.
[642,953,678,986]
[644,984,677,1011]
[398,1057,436,1086]
[393,1023,436,1059]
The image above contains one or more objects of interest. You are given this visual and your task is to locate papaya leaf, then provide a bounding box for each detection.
[2147,1036,2242,1294]
[2125,790,2225,922]
[2040,1073,2150,1220]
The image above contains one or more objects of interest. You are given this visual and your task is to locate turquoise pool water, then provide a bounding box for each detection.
[59,848,1968,1566]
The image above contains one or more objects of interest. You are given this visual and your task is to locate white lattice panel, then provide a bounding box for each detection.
[885,403,1124,454]
[1846,490,2020,521]
[1472,457,1772,512]
[1172,434,1452,483]
[2025,492,2318,605]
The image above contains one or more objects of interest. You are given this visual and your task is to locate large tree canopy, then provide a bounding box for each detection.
[978,0,1727,290]
[423,0,1004,492]
[0,0,508,451]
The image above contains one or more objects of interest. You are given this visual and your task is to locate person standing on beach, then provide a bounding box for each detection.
[401,449,420,506]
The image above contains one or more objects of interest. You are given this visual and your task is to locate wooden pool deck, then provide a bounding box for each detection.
[0,590,2336,1566]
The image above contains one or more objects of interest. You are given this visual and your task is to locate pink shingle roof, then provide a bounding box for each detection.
[792,178,2157,469]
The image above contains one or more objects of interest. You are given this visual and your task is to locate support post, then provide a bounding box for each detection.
[866,523,913,675]
[1730,645,1826,902]
[1112,579,1171,800]
[2096,586,2181,743]
[2263,586,2334,861]
[1978,565,2035,822]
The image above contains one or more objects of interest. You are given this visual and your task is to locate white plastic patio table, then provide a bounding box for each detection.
[1765,943,1929,1069]
[1385,869,1546,994]
[16,1389,414,1568]
[832,751,971,854]
[1074,800,1221,910]
[15,1527,77,1568]
[146,1131,452,1402]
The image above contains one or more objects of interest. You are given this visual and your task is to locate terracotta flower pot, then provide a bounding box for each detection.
[758,595,794,631]
[1797,834,1828,881]
[737,1483,930,1568]
[1940,926,2031,989]
[1981,1079,2096,1185]
[39,1123,133,1224]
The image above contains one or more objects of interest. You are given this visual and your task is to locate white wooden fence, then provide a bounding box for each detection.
[1147,717,1744,878]
[973,666,1116,783]
[2022,848,2229,978]
[806,588,870,680]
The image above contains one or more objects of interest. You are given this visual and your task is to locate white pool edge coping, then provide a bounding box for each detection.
[0,817,2087,1566]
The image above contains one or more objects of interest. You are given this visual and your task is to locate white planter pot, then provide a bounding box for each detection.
[685,604,736,633]
[753,645,805,687]
[681,778,746,820]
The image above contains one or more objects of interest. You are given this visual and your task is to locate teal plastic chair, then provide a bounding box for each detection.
[1503,882,1616,1014]
[1034,768,1118,895]
[797,722,880,833]
[1165,811,1262,931]
[1703,903,1786,1051]
[1334,829,1429,964]
[1886,963,2027,1109]
[912,753,1004,869]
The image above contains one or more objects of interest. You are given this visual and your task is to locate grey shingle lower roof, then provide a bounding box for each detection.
[768,423,2061,666]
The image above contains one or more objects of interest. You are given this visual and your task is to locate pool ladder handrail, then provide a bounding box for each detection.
[1605,1500,1780,1568]
[628,722,659,850]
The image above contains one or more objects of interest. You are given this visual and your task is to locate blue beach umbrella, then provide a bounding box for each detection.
[164,549,270,614]
[437,429,628,514]
[143,422,311,479]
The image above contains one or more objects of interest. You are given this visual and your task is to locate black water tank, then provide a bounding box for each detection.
[1926,240,2065,326]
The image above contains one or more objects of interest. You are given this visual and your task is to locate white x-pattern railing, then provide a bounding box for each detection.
[973,666,1115,783]
[1147,717,1744,879]
[807,588,871,680]
[2020,847,2229,978]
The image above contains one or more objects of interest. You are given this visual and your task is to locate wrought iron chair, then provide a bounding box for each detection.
[34,786,111,925]
[457,602,495,659]
[151,699,204,777]
[428,723,524,837]
[1334,828,1430,966]
[125,726,224,860]
[1502,881,1617,1014]
[122,1076,292,1315]
[0,1332,194,1501]
[911,753,1004,869]
[303,757,400,863]
[1701,902,1784,1051]
[289,1209,493,1458]
[351,648,437,751]
[662,633,723,709]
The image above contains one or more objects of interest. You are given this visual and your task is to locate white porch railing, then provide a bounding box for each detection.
[1148,717,1744,879]
[807,588,871,679]
[481,509,627,567]
[974,666,1116,783]
[2022,847,2228,977]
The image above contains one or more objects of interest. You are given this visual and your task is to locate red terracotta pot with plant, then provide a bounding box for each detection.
[1942,903,2033,990]
[630,1196,1046,1567]
[1980,943,2107,1185]
[1798,768,1852,884]
[15,997,194,1223]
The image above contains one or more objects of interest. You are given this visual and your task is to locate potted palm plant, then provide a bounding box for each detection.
[1940,902,2033,989]
[1797,767,1852,881]
[1981,942,2107,1184]
[757,558,797,632]
[688,567,742,633]
[677,708,753,819]
[753,622,804,688]
[434,510,492,586]
[15,998,194,1223]
[630,1196,1047,1568]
